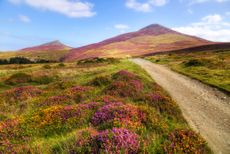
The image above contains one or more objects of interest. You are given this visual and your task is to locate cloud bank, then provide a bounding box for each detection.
[8,0,96,18]
[173,14,230,42]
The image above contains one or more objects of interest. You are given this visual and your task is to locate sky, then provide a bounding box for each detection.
[0,0,230,51]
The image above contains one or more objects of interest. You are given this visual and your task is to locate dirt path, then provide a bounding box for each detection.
[131,58,230,154]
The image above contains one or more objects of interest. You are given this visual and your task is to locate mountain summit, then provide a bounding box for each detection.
[138,24,177,35]
[63,24,211,61]
[20,40,72,52]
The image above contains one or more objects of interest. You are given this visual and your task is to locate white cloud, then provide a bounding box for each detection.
[18,15,31,23]
[125,0,168,12]
[114,24,130,33]
[202,14,222,23]
[8,0,21,4]
[173,14,230,42]
[8,0,96,18]
[187,0,229,4]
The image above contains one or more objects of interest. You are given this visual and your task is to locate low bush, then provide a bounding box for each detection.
[66,86,93,103]
[48,80,76,90]
[43,64,51,69]
[88,75,111,87]
[92,128,141,153]
[21,102,101,137]
[33,75,54,84]
[91,102,145,130]
[163,129,209,154]
[112,70,139,81]
[9,57,33,64]
[51,128,98,153]
[77,57,119,65]
[3,86,42,103]
[40,95,72,107]
[183,59,205,67]
[58,63,65,67]
[5,73,32,85]
[105,80,143,98]
[144,92,182,119]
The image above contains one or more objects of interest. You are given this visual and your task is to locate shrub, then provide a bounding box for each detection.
[112,70,139,81]
[96,95,124,104]
[92,128,140,153]
[43,64,51,69]
[91,102,145,130]
[77,57,119,65]
[0,118,30,153]
[21,102,101,137]
[144,92,183,120]
[58,63,65,67]
[5,73,32,85]
[88,75,111,87]
[105,79,143,98]
[51,128,98,154]
[33,75,54,84]
[40,95,72,107]
[163,129,208,154]
[183,59,204,67]
[48,80,76,90]
[0,59,8,65]
[3,86,42,103]
[9,57,33,64]
[66,86,93,102]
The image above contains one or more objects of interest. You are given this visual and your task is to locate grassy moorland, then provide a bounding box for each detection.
[0,58,211,153]
[146,50,230,93]
[0,49,70,61]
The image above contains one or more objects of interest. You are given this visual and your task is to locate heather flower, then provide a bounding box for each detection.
[22,102,101,137]
[88,75,111,87]
[91,102,144,129]
[145,93,166,102]
[101,95,124,104]
[144,92,182,119]
[41,95,71,106]
[3,86,42,103]
[112,70,138,81]
[164,129,207,154]
[65,85,93,102]
[105,80,143,98]
[5,73,32,85]
[0,118,31,152]
[68,86,92,93]
[93,128,140,153]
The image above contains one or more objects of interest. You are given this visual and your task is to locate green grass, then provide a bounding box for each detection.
[0,59,211,153]
[146,50,230,93]
[0,49,70,61]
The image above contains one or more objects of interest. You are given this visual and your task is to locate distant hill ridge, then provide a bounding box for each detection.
[63,24,212,61]
[20,40,72,52]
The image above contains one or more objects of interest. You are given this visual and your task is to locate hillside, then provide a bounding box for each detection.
[0,59,211,153]
[146,49,230,92]
[63,24,212,61]
[20,40,71,52]
[0,41,72,61]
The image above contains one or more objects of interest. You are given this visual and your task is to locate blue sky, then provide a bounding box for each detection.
[0,0,230,51]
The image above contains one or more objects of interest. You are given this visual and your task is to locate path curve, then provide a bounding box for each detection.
[131,58,230,154]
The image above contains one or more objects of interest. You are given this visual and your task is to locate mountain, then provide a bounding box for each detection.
[63,24,212,61]
[0,41,72,61]
[20,40,71,52]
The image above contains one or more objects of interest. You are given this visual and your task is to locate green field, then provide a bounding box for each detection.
[0,59,211,153]
[146,50,230,93]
